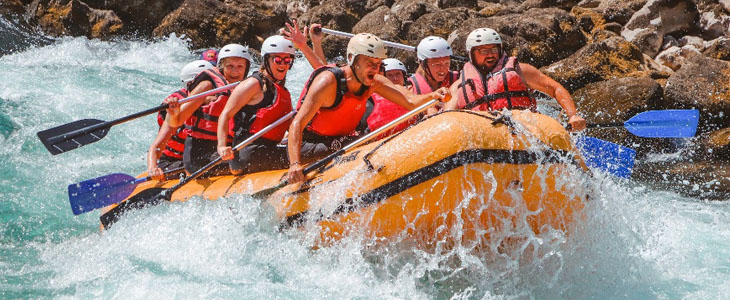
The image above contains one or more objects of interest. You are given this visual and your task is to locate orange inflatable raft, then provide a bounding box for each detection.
[101,110,590,246]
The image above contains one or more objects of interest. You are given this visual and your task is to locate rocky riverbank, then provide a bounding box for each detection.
[3,0,729,199]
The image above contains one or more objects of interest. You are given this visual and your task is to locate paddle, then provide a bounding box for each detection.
[575,137,636,178]
[98,111,296,228]
[316,27,470,62]
[37,82,240,155]
[251,99,442,199]
[68,167,185,215]
[577,109,699,138]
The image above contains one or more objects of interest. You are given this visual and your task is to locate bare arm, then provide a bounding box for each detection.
[165,81,213,127]
[217,78,262,159]
[373,75,448,110]
[309,23,327,65]
[286,72,337,182]
[146,123,176,180]
[282,20,324,69]
[519,63,577,117]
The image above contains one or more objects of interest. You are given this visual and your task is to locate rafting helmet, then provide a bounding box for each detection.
[217,43,252,66]
[466,28,502,61]
[383,58,407,73]
[417,36,453,61]
[346,33,387,66]
[179,60,215,85]
[261,35,295,81]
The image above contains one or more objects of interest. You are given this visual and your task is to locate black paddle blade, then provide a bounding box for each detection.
[99,187,169,229]
[37,119,109,155]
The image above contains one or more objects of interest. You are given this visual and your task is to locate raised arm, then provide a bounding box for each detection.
[281,20,324,69]
[309,23,327,64]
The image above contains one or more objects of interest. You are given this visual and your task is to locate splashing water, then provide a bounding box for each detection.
[1,28,730,299]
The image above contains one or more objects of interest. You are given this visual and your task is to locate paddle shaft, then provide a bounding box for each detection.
[318,28,469,62]
[160,111,297,198]
[46,81,240,145]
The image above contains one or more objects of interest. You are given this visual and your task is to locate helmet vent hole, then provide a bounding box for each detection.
[367,49,374,54]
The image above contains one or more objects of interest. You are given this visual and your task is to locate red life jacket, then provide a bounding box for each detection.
[157,89,188,160]
[406,70,458,94]
[184,68,233,141]
[365,93,416,136]
[297,65,372,137]
[456,56,536,112]
[231,72,293,142]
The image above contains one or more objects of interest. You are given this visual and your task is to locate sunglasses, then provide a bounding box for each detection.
[271,56,293,65]
[476,47,500,55]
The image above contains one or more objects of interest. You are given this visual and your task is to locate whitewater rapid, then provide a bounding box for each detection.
[1,35,729,299]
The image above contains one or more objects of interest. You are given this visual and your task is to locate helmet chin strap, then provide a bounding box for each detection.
[421,59,439,84]
[263,55,285,84]
[350,63,369,96]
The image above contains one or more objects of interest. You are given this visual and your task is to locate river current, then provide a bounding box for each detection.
[1,29,729,299]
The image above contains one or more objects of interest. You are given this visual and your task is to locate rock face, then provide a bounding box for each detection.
[448,8,585,68]
[654,45,702,70]
[703,36,730,61]
[83,0,183,33]
[298,0,371,58]
[28,0,123,38]
[621,0,700,57]
[541,36,645,91]
[153,0,287,49]
[664,55,730,132]
[573,76,663,124]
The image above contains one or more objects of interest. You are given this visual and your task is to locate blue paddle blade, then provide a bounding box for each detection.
[575,137,636,178]
[68,173,145,215]
[624,109,699,138]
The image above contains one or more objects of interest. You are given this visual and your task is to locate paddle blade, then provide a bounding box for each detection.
[37,119,109,155]
[575,137,636,178]
[68,173,141,215]
[250,181,287,199]
[624,109,699,138]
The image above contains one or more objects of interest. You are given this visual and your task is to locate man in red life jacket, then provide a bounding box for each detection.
[366,58,412,134]
[286,33,450,183]
[216,35,322,175]
[165,43,252,175]
[445,28,586,131]
[146,60,215,180]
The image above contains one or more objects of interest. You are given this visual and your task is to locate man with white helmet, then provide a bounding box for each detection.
[445,28,586,131]
[165,43,252,175]
[214,35,297,175]
[410,36,459,95]
[286,33,450,183]
[146,60,214,180]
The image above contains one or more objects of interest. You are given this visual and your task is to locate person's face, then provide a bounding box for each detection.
[425,56,451,82]
[267,53,292,81]
[220,57,249,82]
[385,70,405,86]
[353,55,383,86]
[472,44,501,70]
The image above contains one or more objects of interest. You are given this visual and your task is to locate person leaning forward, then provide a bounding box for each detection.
[286,33,451,183]
[445,28,586,131]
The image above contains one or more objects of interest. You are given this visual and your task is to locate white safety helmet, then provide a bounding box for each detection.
[179,60,214,84]
[383,58,407,73]
[217,43,252,66]
[416,36,453,61]
[346,33,387,66]
[261,35,295,57]
[465,28,502,54]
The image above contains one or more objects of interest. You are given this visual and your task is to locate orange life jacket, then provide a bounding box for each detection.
[231,72,293,142]
[456,56,536,112]
[297,65,372,137]
[157,89,188,160]
[184,68,233,141]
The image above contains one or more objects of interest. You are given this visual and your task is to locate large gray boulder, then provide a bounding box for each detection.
[621,0,699,57]
[664,54,730,132]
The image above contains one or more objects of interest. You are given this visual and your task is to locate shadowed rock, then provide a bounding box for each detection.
[28,0,123,38]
